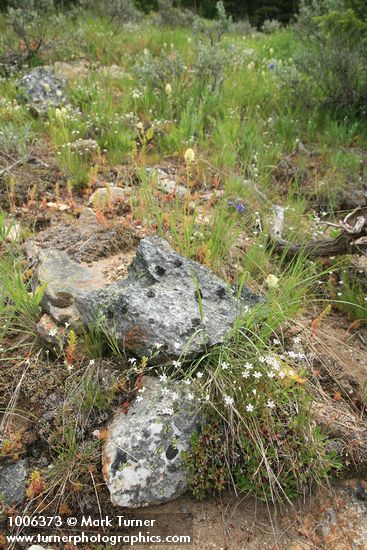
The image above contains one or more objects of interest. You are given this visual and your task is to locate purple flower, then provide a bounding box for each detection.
[227,200,245,214]
[269,63,275,70]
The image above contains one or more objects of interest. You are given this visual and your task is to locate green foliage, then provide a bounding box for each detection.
[181,256,341,502]
[294,0,367,116]
[133,45,185,91]
[78,0,143,23]
[153,0,195,27]
[333,266,367,325]
[6,0,55,58]
[182,420,229,499]
[0,216,45,335]
[193,1,233,45]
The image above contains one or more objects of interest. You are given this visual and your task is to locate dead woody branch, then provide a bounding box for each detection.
[269,206,367,258]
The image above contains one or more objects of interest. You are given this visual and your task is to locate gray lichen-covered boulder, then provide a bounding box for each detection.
[17,67,66,114]
[102,376,200,507]
[0,459,28,506]
[26,231,260,359]
[77,236,260,361]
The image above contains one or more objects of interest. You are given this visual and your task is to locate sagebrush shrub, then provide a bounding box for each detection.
[7,0,55,58]
[133,45,185,91]
[153,0,195,28]
[262,18,281,33]
[294,0,367,116]
[79,0,143,23]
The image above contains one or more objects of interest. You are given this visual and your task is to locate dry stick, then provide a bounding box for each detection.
[250,176,367,258]
[0,154,49,178]
[0,157,27,177]
[270,205,367,258]
[247,182,367,258]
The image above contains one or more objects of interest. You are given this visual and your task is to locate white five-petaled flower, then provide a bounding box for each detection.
[244,362,253,370]
[162,407,174,415]
[266,399,275,409]
[171,392,179,401]
[172,360,181,368]
[242,370,250,379]
[184,379,192,385]
[221,361,230,370]
[246,403,254,412]
[196,371,203,379]
[253,371,262,379]
[136,395,143,402]
[224,395,234,406]
[138,386,146,393]
[187,393,194,401]
[267,371,275,379]
[159,373,167,383]
[154,342,163,349]
[128,357,136,364]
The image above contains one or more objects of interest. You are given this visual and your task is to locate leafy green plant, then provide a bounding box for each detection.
[5,0,59,69]
[295,0,367,116]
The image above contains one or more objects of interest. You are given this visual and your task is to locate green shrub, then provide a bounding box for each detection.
[294,0,367,116]
[6,0,55,60]
[262,18,281,33]
[78,0,143,23]
[153,0,195,27]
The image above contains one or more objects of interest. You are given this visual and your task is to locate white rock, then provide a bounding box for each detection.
[102,376,200,508]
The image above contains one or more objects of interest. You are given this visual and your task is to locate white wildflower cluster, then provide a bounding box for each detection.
[0,97,23,114]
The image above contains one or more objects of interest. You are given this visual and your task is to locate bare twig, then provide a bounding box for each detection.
[268,205,367,258]
[0,157,27,178]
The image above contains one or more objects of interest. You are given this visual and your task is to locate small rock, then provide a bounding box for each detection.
[341,189,367,209]
[158,179,188,197]
[146,167,188,197]
[0,459,28,506]
[52,60,89,81]
[17,67,66,115]
[88,186,126,208]
[103,376,200,507]
[46,202,70,211]
[36,314,65,349]
[27,245,107,325]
